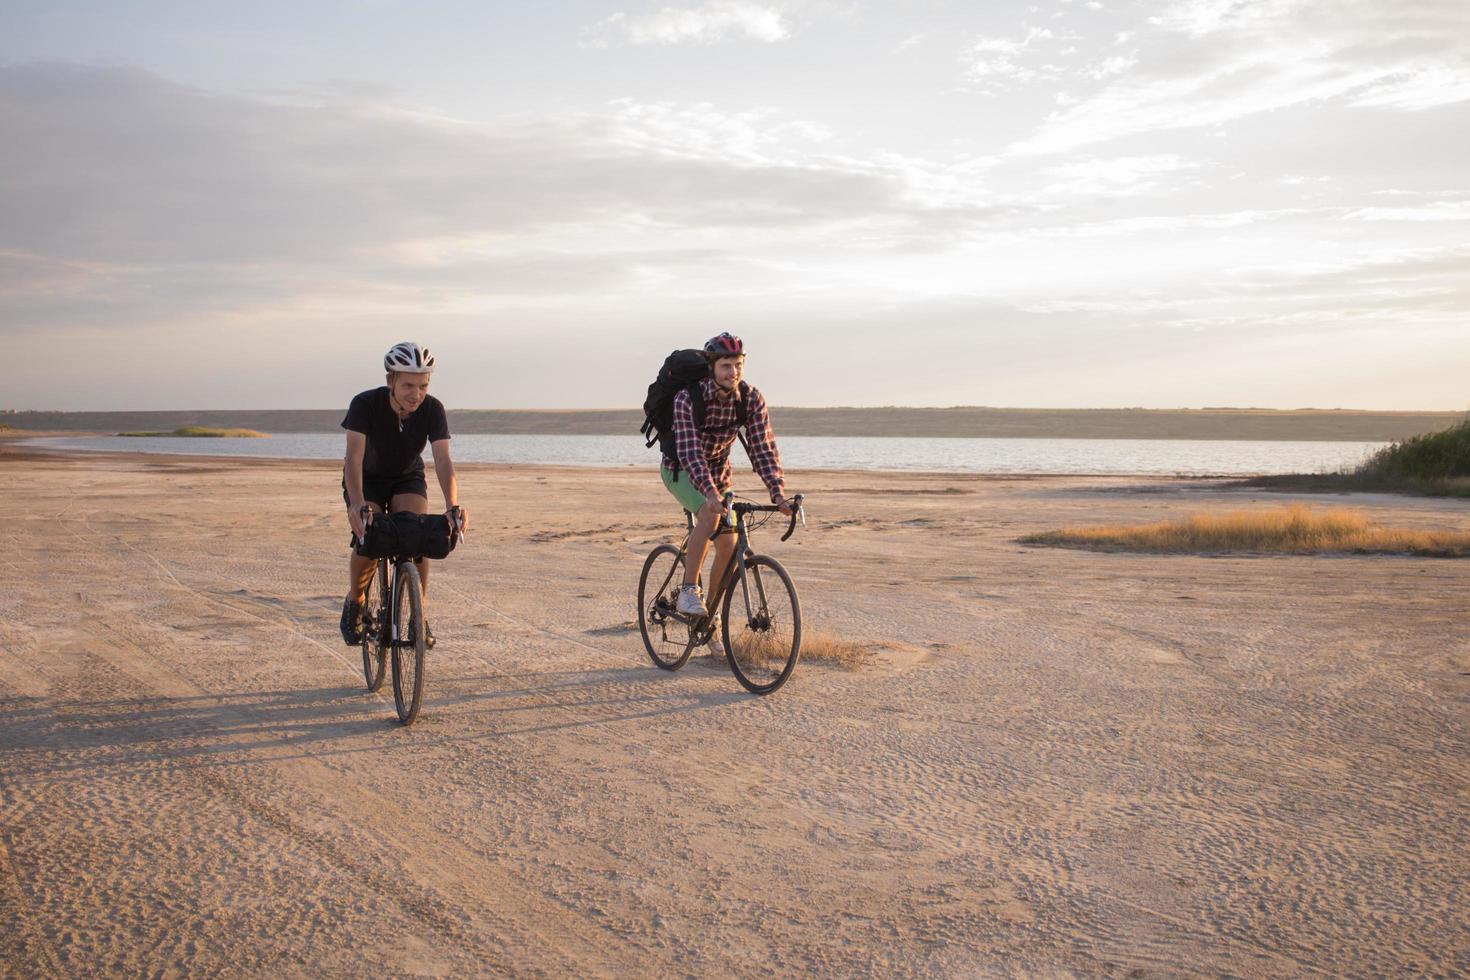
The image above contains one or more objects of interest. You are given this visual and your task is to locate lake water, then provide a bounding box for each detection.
[33,433,1387,476]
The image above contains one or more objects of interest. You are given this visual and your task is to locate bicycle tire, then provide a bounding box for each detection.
[360,558,389,693]
[390,561,427,725]
[638,544,696,671]
[722,554,801,695]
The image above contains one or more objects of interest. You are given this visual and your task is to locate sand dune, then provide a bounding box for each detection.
[2,445,1467,975]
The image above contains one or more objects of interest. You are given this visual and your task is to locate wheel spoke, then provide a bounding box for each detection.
[638,545,696,670]
[722,555,801,695]
[390,562,427,724]
[359,559,389,693]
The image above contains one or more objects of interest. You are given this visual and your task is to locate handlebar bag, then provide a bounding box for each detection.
[354,512,458,560]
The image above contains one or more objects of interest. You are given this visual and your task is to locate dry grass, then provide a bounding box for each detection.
[1022,504,1470,557]
[119,426,268,438]
[798,630,877,669]
[727,631,793,670]
[726,628,875,670]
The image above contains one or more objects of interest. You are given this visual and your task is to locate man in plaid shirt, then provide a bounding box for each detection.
[662,332,796,618]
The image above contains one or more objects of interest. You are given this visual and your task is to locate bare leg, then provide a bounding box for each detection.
[346,502,384,602]
[683,500,723,587]
[707,530,738,606]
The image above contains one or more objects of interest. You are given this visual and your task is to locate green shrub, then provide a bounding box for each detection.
[1356,417,1470,482]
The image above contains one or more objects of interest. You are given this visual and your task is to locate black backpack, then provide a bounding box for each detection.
[641,349,748,476]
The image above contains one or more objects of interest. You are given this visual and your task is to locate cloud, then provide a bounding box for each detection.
[1,63,1017,335]
[1007,0,1470,155]
[1148,0,1296,39]
[584,2,789,47]
[600,98,835,164]
[958,17,1146,97]
[1039,154,1198,197]
[0,64,909,253]
[1343,199,1470,221]
[1084,54,1138,80]
[1037,207,1312,238]
[1347,66,1470,110]
[1024,242,1470,327]
[959,27,1065,93]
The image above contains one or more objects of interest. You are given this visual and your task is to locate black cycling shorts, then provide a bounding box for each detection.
[342,471,429,511]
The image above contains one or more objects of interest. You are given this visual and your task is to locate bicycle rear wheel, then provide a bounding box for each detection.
[638,544,696,670]
[722,554,801,695]
[360,558,389,693]
[390,561,427,725]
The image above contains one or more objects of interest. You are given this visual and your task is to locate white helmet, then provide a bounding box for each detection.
[384,341,435,374]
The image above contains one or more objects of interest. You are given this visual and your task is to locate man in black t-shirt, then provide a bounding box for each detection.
[339,341,468,646]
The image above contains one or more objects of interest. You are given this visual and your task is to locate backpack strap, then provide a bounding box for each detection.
[687,382,707,428]
[735,381,751,456]
[663,383,706,480]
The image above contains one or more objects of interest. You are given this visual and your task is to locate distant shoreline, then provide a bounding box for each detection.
[2,407,1462,442]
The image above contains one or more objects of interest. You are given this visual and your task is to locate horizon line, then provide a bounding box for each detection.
[5,406,1468,415]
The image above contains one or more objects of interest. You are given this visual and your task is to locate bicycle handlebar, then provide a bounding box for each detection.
[780,493,805,541]
[723,492,806,541]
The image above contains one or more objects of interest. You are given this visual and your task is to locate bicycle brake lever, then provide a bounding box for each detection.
[781,494,803,542]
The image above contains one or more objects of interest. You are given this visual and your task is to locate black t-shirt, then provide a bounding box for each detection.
[341,387,450,479]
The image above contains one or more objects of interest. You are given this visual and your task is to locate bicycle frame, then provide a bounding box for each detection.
[376,559,409,648]
[675,513,747,642]
[357,505,461,725]
[639,492,804,692]
[359,505,464,650]
[670,494,802,641]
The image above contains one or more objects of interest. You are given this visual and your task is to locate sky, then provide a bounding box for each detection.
[2,0,1467,411]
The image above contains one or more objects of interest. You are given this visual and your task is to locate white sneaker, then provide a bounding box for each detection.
[676,584,708,618]
[705,613,724,655]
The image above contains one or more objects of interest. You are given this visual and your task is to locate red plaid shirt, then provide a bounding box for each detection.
[666,378,785,502]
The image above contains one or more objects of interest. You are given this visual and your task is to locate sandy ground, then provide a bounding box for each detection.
[2,446,1467,976]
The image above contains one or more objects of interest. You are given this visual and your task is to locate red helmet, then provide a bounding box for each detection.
[704,332,744,357]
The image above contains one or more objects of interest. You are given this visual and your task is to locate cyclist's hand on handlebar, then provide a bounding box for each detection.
[349,504,372,540]
[446,504,467,533]
[778,493,805,540]
[706,491,728,514]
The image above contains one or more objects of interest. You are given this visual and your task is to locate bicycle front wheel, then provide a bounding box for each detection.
[722,554,801,695]
[390,561,427,725]
[360,558,389,693]
[638,544,696,671]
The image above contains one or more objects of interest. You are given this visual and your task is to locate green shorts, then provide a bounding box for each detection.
[661,466,735,527]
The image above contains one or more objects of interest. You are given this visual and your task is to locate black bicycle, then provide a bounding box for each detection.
[358,507,463,725]
[638,493,805,695]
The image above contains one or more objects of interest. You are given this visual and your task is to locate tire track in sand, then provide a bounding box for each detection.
[27,507,692,975]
